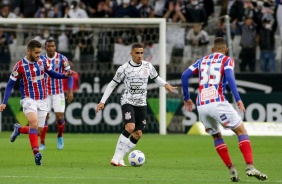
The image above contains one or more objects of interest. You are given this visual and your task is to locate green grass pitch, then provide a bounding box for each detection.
[0,133,281,184]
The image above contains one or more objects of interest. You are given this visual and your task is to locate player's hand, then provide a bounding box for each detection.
[165,84,177,93]
[184,99,194,112]
[0,104,6,112]
[96,103,105,113]
[65,70,76,77]
[236,100,245,112]
[66,90,73,103]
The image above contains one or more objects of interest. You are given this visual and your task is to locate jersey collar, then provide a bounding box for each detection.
[46,52,57,60]
[129,59,142,67]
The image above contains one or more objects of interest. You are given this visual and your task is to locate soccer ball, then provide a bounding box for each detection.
[128,150,145,166]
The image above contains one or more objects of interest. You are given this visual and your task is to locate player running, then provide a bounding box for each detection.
[96,42,177,166]
[0,39,75,165]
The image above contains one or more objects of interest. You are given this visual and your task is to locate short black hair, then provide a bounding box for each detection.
[214,37,227,47]
[45,39,55,46]
[27,40,42,50]
[131,42,144,50]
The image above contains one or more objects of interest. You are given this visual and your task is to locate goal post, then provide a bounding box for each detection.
[0,18,167,135]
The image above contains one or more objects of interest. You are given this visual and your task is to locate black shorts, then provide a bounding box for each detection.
[121,104,147,131]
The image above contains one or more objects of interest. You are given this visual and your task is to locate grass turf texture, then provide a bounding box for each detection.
[0,133,281,184]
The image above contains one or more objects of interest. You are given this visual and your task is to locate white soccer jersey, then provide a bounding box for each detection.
[113,60,158,106]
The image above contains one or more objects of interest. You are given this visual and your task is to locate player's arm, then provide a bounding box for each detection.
[63,57,74,102]
[0,79,16,111]
[66,76,74,103]
[96,66,124,113]
[225,69,245,112]
[65,64,74,103]
[153,76,177,93]
[95,80,119,113]
[150,64,177,92]
[47,69,75,79]
[181,68,194,112]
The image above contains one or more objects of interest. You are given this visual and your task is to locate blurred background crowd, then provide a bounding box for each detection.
[0,0,282,73]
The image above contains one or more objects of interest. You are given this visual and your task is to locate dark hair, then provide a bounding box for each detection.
[27,40,42,50]
[214,37,227,47]
[131,43,144,50]
[45,39,55,46]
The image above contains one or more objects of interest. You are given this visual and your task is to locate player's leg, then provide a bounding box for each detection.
[123,105,147,155]
[111,104,135,166]
[35,109,48,165]
[118,106,146,165]
[10,99,34,142]
[199,103,238,182]
[39,96,52,150]
[25,111,43,165]
[232,124,268,181]
[53,94,66,150]
[39,114,48,150]
[217,102,267,181]
[55,112,65,150]
[211,132,238,182]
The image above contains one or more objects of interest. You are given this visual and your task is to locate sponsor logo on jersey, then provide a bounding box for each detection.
[29,74,44,83]
[129,82,145,94]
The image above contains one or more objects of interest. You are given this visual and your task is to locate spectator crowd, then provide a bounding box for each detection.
[0,0,282,73]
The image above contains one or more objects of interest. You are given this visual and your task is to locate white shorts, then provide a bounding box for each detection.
[20,98,48,128]
[197,101,242,135]
[47,93,65,113]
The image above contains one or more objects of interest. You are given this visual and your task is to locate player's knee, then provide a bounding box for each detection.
[56,113,64,121]
[211,132,222,140]
[233,123,248,136]
[125,123,135,133]
[38,127,43,135]
[134,130,142,139]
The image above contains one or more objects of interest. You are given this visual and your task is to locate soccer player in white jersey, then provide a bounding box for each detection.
[39,39,74,151]
[181,37,267,182]
[96,42,177,166]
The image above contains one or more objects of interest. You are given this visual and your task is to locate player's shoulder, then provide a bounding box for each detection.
[13,59,24,69]
[57,52,68,60]
[40,55,47,60]
[121,60,131,68]
[141,60,151,66]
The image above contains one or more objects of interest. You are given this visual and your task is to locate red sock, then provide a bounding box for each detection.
[57,120,65,137]
[238,134,253,165]
[19,126,29,134]
[40,126,48,145]
[214,138,233,168]
[29,128,39,156]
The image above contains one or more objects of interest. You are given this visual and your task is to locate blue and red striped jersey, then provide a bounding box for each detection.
[188,52,234,106]
[45,52,70,95]
[10,55,52,100]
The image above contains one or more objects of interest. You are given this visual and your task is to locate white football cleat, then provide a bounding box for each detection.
[119,159,127,166]
[110,159,127,166]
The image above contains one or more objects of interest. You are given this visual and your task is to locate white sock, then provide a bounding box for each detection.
[125,141,136,154]
[112,134,130,160]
